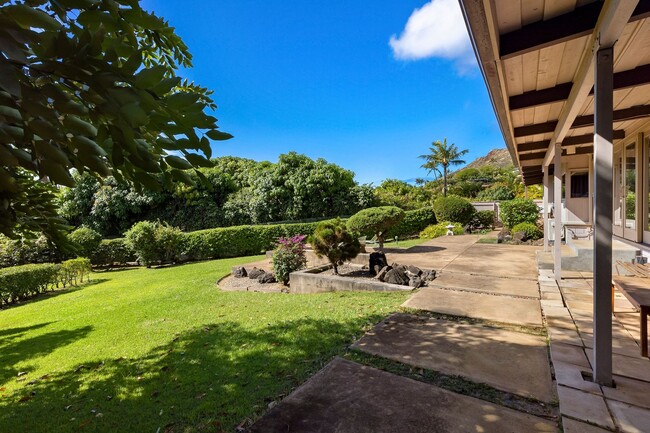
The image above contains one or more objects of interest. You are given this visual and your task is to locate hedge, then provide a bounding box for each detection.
[386,207,437,238]
[183,219,337,261]
[433,195,476,226]
[420,222,464,239]
[0,263,60,305]
[91,238,135,268]
[500,198,540,228]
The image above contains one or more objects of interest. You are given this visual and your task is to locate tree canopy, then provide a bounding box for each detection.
[419,139,468,197]
[0,0,231,241]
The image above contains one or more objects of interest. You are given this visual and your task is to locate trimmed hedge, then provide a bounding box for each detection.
[433,195,475,226]
[0,264,60,305]
[91,238,135,268]
[184,219,336,261]
[467,210,495,232]
[420,222,464,239]
[386,207,437,238]
[68,227,102,258]
[511,222,543,240]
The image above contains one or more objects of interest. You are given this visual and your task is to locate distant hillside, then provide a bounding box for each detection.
[463,148,513,171]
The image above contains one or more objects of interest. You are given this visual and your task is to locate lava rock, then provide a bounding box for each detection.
[504,234,513,242]
[248,267,265,279]
[409,276,424,288]
[406,265,422,277]
[232,266,247,278]
[513,231,527,242]
[376,265,393,282]
[257,272,276,284]
[421,270,437,281]
[384,268,409,286]
[369,252,388,276]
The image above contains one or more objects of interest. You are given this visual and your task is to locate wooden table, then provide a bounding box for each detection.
[612,276,650,358]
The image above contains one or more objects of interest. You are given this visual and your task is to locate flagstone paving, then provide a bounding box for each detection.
[249,357,558,433]
[351,313,555,402]
[426,271,540,297]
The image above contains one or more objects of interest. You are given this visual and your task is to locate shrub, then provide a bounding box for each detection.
[0,263,60,305]
[346,206,405,249]
[68,227,102,258]
[272,235,308,285]
[58,258,92,287]
[467,210,495,232]
[511,222,543,240]
[0,235,63,268]
[500,198,540,228]
[386,207,437,239]
[433,195,476,226]
[310,219,361,274]
[125,221,183,267]
[183,219,337,261]
[476,185,515,201]
[419,222,464,239]
[92,238,135,268]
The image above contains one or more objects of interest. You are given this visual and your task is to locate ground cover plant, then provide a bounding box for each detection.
[0,256,408,432]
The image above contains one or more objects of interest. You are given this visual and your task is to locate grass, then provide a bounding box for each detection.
[0,256,409,433]
[380,237,429,249]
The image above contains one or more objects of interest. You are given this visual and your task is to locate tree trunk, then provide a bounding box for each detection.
[378,233,384,250]
[333,262,338,275]
[443,165,448,197]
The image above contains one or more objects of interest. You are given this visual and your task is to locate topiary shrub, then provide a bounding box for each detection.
[511,222,543,240]
[386,207,437,238]
[68,227,102,259]
[92,238,135,268]
[500,198,540,228]
[309,219,360,274]
[272,235,307,285]
[155,223,184,264]
[433,195,476,226]
[419,222,464,239]
[467,210,495,232]
[346,206,405,249]
[125,221,183,267]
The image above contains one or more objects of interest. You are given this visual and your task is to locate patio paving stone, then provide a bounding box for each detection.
[553,361,601,394]
[585,349,650,382]
[608,400,650,433]
[402,287,543,327]
[351,313,555,402]
[442,244,539,279]
[603,375,650,410]
[549,342,590,368]
[426,271,540,298]
[562,417,611,433]
[557,386,615,430]
[249,357,558,433]
[548,326,584,347]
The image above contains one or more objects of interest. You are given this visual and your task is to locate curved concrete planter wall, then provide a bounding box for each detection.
[289,264,415,294]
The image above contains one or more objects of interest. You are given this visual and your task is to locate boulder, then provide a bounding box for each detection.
[248,267,265,279]
[409,276,424,288]
[232,266,247,278]
[513,231,527,242]
[421,270,437,281]
[376,265,392,282]
[369,252,388,276]
[384,268,409,286]
[258,272,276,284]
[406,265,422,277]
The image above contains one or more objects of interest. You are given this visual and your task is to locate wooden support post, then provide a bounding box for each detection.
[593,47,614,387]
[543,166,550,252]
[554,143,562,282]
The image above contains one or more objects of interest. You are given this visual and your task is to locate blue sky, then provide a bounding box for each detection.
[141,0,505,185]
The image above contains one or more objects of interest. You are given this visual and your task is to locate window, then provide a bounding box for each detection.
[570,172,589,198]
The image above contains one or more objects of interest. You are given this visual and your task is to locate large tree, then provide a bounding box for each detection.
[419,138,468,197]
[0,0,231,241]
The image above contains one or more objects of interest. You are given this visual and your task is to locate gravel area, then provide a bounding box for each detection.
[218,274,287,293]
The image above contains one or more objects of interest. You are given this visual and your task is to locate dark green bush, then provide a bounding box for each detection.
[92,238,134,268]
[467,210,495,232]
[419,222,464,239]
[68,227,102,258]
[347,206,405,249]
[125,221,184,267]
[511,222,543,240]
[500,198,540,228]
[0,235,63,268]
[0,263,60,305]
[309,219,360,274]
[433,195,476,226]
[386,207,437,238]
[476,185,515,201]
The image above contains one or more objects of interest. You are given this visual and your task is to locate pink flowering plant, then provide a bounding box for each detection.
[272,234,308,285]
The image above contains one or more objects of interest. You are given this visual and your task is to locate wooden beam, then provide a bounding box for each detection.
[514,104,648,138]
[519,152,546,161]
[561,130,625,146]
[500,0,650,60]
[509,64,650,110]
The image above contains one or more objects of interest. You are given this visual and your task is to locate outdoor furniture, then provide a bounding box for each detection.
[366,235,378,245]
[611,275,650,358]
[565,224,594,240]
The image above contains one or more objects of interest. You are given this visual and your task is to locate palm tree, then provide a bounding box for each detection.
[419,138,469,197]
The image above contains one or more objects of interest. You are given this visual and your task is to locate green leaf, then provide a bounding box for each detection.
[206,129,233,141]
[0,60,21,97]
[166,92,199,109]
[40,160,75,186]
[170,169,194,185]
[120,102,148,127]
[71,135,107,157]
[151,77,181,96]
[120,9,166,30]
[134,65,166,89]
[165,155,192,170]
[184,152,213,167]
[132,171,162,191]
[0,105,21,121]
[34,140,70,164]
[63,116,97,137]
[4,4,61,30]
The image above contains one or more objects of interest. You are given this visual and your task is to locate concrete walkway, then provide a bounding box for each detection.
[251,235,561,432]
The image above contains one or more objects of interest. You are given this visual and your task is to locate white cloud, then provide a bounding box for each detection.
[389,0,476,70]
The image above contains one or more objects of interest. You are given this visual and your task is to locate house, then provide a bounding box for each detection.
[459,0,650,386]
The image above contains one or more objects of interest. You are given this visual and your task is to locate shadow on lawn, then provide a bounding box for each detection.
[0,315,385,433]
[0,325,93,384]
[382,245,446,254]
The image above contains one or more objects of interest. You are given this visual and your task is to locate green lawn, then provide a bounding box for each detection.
[0,256,409,433]
[381,237,429,249]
